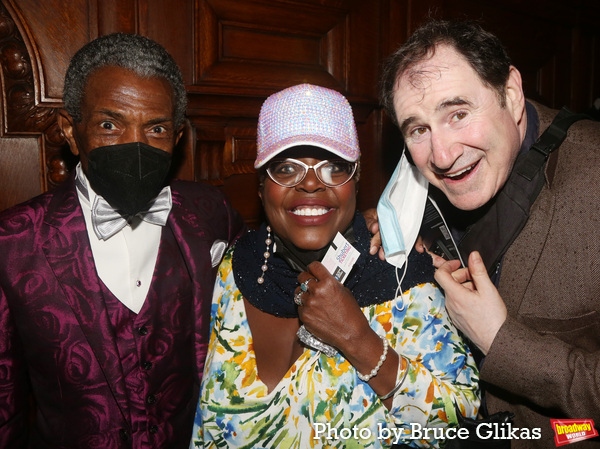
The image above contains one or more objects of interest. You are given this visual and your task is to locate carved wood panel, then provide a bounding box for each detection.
[401,0,600,112]
[194,0,349,91]
[0,0,598,219]
[0,0,72,211]
[183,0,386,224]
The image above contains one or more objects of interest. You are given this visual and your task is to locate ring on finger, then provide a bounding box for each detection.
[300,278,314,293]
[294,290,304,306]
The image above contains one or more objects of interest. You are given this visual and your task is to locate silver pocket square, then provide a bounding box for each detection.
[210,240,228,267]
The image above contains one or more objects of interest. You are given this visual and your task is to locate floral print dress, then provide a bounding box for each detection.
[191,249,479,448]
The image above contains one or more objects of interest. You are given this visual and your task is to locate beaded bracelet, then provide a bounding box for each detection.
[378,356,409,401]
[357,335,389,382]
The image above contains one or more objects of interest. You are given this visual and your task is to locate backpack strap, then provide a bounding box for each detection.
[517,107,591,181]
[457,107,591,275]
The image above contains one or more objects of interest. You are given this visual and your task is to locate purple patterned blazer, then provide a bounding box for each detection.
[0,175,245,448]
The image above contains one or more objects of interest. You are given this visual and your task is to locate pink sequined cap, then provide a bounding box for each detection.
[255,83,360,168]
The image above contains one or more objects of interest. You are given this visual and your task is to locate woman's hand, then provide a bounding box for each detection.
[296,261,370,353]
[296,261,402,407]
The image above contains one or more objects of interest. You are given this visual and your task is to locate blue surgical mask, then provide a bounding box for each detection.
[377,150,429,269]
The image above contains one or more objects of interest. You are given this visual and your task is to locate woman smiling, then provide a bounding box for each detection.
[191,84,479,448]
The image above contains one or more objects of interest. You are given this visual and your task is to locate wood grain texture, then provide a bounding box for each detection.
[0,0,598,226]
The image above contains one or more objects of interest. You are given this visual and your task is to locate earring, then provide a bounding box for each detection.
[257,225,272,284]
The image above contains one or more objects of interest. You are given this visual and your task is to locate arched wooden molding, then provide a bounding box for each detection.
[0,0,71,193]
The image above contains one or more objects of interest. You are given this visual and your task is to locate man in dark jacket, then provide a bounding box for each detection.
[380,19,600,448]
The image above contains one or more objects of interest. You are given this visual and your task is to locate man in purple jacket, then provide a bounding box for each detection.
[0,33,244,448]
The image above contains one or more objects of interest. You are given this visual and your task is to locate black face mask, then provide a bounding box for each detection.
[86,142,172,217]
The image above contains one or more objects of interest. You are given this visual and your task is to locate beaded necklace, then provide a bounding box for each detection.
[232,212,434,318]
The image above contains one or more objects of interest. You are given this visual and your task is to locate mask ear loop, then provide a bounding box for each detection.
[392,144,410,312]
[394,259,409,311]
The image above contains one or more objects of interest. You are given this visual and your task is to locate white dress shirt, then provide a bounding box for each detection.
[75,163,166,313]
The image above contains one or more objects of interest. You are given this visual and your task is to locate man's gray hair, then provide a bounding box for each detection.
[63,33,187,126]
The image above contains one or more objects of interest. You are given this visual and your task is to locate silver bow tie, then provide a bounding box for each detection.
[91,187,172,241]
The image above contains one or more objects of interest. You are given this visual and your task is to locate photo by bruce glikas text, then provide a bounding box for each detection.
[313,422,542,445]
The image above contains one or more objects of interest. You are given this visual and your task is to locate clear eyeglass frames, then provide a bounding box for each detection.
[266,158,357,187]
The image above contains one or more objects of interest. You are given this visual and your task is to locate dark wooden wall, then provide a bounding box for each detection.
[1,0,598,227]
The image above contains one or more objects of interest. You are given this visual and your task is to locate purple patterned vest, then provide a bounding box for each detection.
[100,225,195,448]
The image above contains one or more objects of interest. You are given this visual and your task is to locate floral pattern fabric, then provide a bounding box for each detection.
[191,250,479,448]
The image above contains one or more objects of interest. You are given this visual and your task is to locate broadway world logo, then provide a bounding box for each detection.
[551,419,598,446]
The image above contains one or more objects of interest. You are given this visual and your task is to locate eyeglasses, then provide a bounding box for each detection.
[266,158,357,188]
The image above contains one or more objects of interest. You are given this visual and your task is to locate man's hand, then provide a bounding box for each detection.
[434,251,507,355]
[362,208,386,260]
